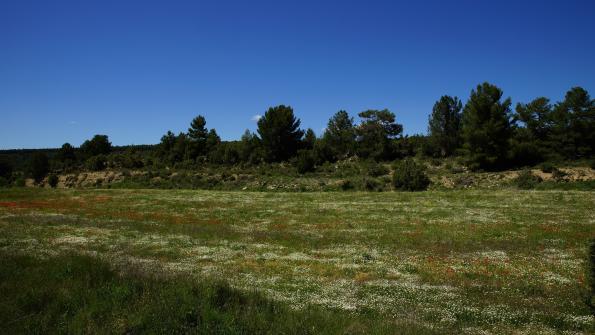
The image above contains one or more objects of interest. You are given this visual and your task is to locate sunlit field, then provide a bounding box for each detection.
[1,188,593,334]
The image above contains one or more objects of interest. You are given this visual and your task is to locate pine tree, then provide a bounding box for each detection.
[257,105,304,162]
[550,87,595,158]
[80,135,111,158]
[461,82,512,170]
[511,97,553,164]
[187,115,210,158]
[30,152,49,183]
[322,110,356,160]
[356,109,402,160]
[428,96,462,157]
[303,128,317,150]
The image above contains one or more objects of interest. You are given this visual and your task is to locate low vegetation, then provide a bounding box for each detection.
[0,252,406,334]
[392,159,430,191]
[0,188,593,333]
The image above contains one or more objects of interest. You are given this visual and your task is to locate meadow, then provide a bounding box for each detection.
[0,188,593,334]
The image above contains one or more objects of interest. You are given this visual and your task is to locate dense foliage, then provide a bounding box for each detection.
[29,152,49,183]
[257,105,304,162]
[1,83,593,189]
[461,83,513,170]
[392,159,430,191]
[428,96,462,157]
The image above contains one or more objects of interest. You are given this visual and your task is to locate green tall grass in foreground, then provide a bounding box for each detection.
[0,252,428,334]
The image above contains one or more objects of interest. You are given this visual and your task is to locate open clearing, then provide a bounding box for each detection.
[0,188,593,334]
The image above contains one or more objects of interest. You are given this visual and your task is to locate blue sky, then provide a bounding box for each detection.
[1,0,594,149]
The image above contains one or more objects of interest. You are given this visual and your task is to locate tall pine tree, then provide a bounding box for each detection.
[257,105,304,162]
[550,87,595,159]
[428,96,462,157]
[461,83,512,170]
[321,110,356,161]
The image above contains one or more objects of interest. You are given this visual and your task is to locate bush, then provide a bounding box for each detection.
[14,177,26,187]
[392,159,430,191]
[80,134,112,158]
[340,179,354,191]
[552,168,567,181]
[449,165,465,174]
[29,152,49,183]
[86,155,107,171]
[295,150,316,174]
[515,170,542,189]
[47,174,59,188]
[0,157,13,180]
[590,159,595,170]
[366,161,389,177]
[429,158,441,167]
[0,176,8,188]
[362,177,382,191]
[539,162,555,173]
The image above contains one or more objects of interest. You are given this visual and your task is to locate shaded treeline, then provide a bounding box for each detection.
[1,82,593,185]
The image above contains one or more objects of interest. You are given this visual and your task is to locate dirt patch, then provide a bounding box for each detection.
[435,166,594,189]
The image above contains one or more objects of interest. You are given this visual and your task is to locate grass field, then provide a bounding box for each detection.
[0,188,593,334]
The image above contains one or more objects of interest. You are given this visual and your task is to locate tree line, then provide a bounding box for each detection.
[0,82,593,185]
[152,82,594,171]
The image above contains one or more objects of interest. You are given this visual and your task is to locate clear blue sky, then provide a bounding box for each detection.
[1,0,594,149]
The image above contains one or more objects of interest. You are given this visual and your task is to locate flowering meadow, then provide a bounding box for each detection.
[0,188,593,334]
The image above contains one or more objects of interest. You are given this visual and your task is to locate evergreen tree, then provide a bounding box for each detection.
[172,132,190,163]
[511,97,553,164]
[303,128,317,150]
[322,110,356,160]
[0,157,13,180]
[428,96,462,157]
[80,135,112,158]
[239,129,263,164]
[356,109,403,160]
[30,152,49,183]
[187,115,210,158]
[550,87,595,158]
[257,105,304,162]
[205,129,221,152]
[58,143,77,163]
[461,82,512,170]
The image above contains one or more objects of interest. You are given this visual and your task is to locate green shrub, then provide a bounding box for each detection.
[340,179,354,191]
[449,165,465,174]
[429,158,441,167]
[47,174,59,188]
[0,157,13,180]
[539,162,555,173]
[0,176,8,188]
[515,170,542,189]
[29,152,49,183]
[14,177,26,187]
[295,150,316,174]
[392,159,430,191]
[86,155,107,171]
[362,177,381,191]
[552,168,567,181]
[366,161,389,177]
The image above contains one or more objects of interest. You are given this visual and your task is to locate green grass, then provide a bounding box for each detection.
[0,188,594,333]
[534,180,595,191]
[0,252,417,334]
